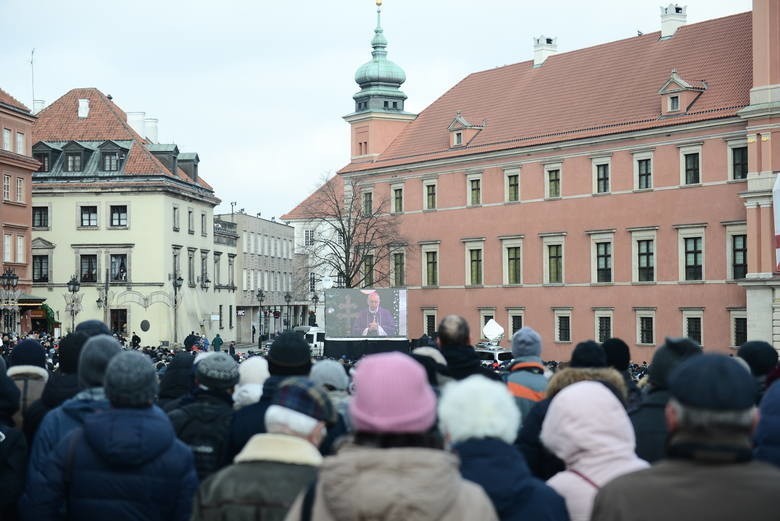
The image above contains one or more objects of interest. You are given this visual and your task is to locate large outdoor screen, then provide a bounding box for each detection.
[324,288,407,339]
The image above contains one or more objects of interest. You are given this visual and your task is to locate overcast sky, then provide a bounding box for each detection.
[0,0,751,219]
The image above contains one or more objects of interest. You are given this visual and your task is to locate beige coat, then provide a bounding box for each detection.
[8,365,48,429]
[284,445,498,521]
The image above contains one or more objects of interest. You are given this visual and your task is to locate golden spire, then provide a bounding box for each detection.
[376,0,382,6]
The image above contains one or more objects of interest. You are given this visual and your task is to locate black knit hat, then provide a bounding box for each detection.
[603,337,631,372]
[737,341,778,377]
[9,339,46,368]
[75,319,112,338]
[104,351,158,408]
[669,353,757,410]
[267,332,311,376]
[570,340,607,368]
[648,337,702,389]
[58,332,89,374]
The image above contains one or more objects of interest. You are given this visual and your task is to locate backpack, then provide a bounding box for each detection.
[169,400,233,481]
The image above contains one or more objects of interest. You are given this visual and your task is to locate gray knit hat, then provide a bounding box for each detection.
[196,352,239,390]
[78,334,122,389]
[104,351,158,408]
[511,327,542,358]
[310,359,349,391]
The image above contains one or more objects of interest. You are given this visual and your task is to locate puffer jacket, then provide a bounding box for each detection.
[284,445,498,521]
[755,382,780,467]
[20,405,198,521]
[541,381,648,521]
[0,425,27,521]
[629,387,671,463]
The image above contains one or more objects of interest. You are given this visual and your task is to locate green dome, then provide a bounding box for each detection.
[355,57,406,86]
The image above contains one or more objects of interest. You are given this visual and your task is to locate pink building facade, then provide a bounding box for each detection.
[287,1,780,361]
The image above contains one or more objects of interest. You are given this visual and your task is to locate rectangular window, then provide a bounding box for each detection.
[734,316,748,347]
[34,153,50,172]
[640,316,654,344]
[2,175,9,200]
[469,178,481,205]
[32,207,48,228]
[686,316,702,344]
[173,207,180,231]
[110,205,127,227]
[362,192,373,215]
[547,168,561,198]
[454,132,462,146]
[32,255,48,283]
[363,254,374,287]
[670,95,680,111]
[65,153,82,172]
[548,244,562,284]
[15,132,24,154]
[110,254,128,281]
[219,305,224,330]
[557,314,571,343]
[597,316,611,343]
[596,163,610,194]
[732,234,747,280]
[16,178,23,203]
[511,314,523,333]
[506,173,519,202]
[304,229,315,247]
[684,153,700,184]
[393,187,403,213]
[201,213,207,236]
[425,183,437,210]
[15,236,24,263]
[393,252,405,287]
[2,235,10,262]
[188,250,195,286]
[732,146,748,180]
[638,158,652,189]
[637,239,654,282]
[425,251,438,286]
[80,254,98,282]
[188,209,194,233]
[102,152,119,171]
[469,248,482,285]
[596,242,612,283]
[424,311,437,336]
[2,129,10,151]
[80,206,98,227]
[507,246,521,284]
[684,237,703,280]
[201,253,208,287]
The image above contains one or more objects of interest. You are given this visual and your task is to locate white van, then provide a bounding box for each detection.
[293,326,325,357]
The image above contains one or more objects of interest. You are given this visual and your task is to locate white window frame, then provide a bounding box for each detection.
[630,227,658,283]
[634,308,656,347]
[679,144,702,186]
[669,95,680,112]
[453,131,463,146]
[422,308,438,336]
[727,139,748,181]
[681,308,704,346]
[362,189,374,215]
[501,235,524,285]
[172,206,180,231]
[504,168,521,203]
[421,242,440,287]
[544,163,562,199]
[78,203,99,228]
[466,172,482,207]
[423,179,437,210]
[2,175,9,200]
[2,234,11,262]
[593,308,614,343]
[589,230,615,284]
[730,309,747,348]
[506,308,525,335]
[15,177,23,203]
[15,132,24,155]
[677,224,706,282]
[542,233,566,284]
[724,222,747,280]
[463,239,485,286]
[633,151,654,191]
[592,157,611,195]
[391,248,405,287]
[15,235,24,263]
[2,129,11,151]
[553,307,573,343]
[478,308,496,340]
[391,183,404,214]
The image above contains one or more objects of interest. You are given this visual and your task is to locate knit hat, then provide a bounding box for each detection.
[570,340,607,368]
[273,377,337,424]
[349,352,437,433]
[104,351,158,408]
[9,339,46,368]
[602,337,631,372]
[78,334,122,388]
[669,353,757,411]
[648,337,702,389]
[737,341,778,377]
[310,359,349,391]
[267,332,311,376]
[58,332,89,374]
[195,352,239,390]
[75,319,112,338]
[511,327,542,358]
[238,356,270,386]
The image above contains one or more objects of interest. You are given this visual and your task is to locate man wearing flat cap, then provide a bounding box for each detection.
[592,354,780,521]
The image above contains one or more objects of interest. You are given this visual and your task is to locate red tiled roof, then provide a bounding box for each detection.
[341,12,752,173]
[0,87,30,113]
[282,174,344,221]
[33,88,212,190]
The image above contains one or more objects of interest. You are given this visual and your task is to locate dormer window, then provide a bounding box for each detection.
[658,70,706,116]
[669,96,680,112]
[102,152,119,171]
[448,111,485,149]
[65,153,82,172]
[454,132,463,146]
[34,153,50,172]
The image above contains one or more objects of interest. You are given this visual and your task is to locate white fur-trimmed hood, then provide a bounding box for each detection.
[234,433,322,466]
[7,365,49,382]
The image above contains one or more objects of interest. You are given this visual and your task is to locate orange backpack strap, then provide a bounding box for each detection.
[507,382,545,401]
[510,361,544,372]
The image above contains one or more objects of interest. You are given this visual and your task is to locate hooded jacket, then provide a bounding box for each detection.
[20,405,198,521]
[541,381,648,521]
[226,375,286,462]
[157,353,195,410]
[504,355,548,421]
[7,365,48,429]
[283,445,498,521]
[754,382,780,467]
[442,344,502,381]
[22,372,80,443]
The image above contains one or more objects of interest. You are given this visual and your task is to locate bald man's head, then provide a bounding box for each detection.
[437,315,470,347]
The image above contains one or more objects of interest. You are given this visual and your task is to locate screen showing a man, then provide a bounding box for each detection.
[351,291,397,336]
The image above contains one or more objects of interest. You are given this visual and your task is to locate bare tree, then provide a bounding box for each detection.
[298,174,405,288]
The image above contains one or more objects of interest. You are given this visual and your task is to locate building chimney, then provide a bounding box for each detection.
[126,112,146,138]
[660,4,687,38]
[144,117,159,143]
[32,99,45,114]
[77,99,90,118]
[533,36,558,67]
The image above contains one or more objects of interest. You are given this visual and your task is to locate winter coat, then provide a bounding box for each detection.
[193,433,320,521]
[226,375,284,462]
[284,445,498,521]
[0,370,20,427]
[517,367,627,480]
[454,438,569,521]
[20,405,198,521]
[0,425,27,521]
[629,387,671,463]
[22,372,80,444]
[441,344,502,381]
[754,382,780,467]
[541,381,647,521]
[504,355,548,421]
[212,336,224,351]
[26,388,111,491]
[168,390,234,481]
[157,352,194,409]
[591,431,780,521]
[7,365,48,429]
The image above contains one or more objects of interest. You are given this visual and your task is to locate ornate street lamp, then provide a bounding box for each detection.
[172,274,183,343]
[1,268,19,333]
[66,275,80,333]
[284,292,292,331]
[256,288,265,348]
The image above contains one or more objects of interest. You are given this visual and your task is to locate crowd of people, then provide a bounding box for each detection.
[0,315,778,520]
